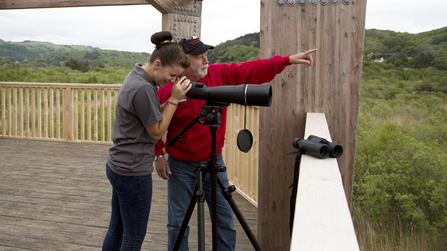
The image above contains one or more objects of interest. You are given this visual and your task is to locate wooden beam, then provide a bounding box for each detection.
[258,0,367,250]
[147,0,202,16]
[162,12,202,40]
[0,0,203,13]
[152,0,203,40]
[0,0,149,9]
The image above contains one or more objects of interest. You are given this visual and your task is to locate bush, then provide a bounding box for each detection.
[65,58,90,72]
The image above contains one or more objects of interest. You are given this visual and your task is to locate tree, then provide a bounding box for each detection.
[65,58,90,72]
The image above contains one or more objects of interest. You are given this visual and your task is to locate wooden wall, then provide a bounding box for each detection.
[258,0,367,249]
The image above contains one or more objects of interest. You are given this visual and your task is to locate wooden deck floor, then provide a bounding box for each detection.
[0,138,258,251]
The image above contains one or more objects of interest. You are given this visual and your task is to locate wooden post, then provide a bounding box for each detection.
[258,0,367,249]
[148,0,203,39]
[62,86,75,142]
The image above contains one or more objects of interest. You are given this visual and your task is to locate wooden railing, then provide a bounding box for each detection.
[290,113,359,250]
[0,81,259,203]
[0,82,119,143]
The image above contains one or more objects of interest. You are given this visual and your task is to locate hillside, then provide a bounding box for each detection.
[0,39,150,67]
[364,26,447,70]
[2,26,446,70]
[207,32,260,64]
[211,27,447,70]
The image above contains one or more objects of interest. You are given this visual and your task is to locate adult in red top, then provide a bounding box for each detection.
[155,36,316,251]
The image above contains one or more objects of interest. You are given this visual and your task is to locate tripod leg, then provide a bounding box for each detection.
[172,170,206,251]
[217,176,262,251]
[209,126,219,251]
[172,188,196,251]
[197,167,206,251]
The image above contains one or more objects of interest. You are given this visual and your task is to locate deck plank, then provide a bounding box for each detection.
[0,138,258,250]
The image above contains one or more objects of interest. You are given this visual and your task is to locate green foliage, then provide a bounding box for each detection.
[0,56,15,65]
[0,39,150,68]
[208,33,260,64]
[354,63,447,246]
[210,45,260,64]
[356,35,447,248]
[0,62,132,84]
[364,27,447,71]
[65,58,90,73]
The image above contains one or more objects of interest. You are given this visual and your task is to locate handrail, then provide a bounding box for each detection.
[290,113,359,250]
[0,82,119,88]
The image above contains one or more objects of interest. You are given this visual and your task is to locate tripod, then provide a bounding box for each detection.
[168,103,262,251]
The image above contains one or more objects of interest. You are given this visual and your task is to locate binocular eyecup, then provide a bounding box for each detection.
[292,135,343,159]
[307,135,343,158]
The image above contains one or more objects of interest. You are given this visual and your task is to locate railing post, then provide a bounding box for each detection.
[1,86,6,136]
[63,87,73,142]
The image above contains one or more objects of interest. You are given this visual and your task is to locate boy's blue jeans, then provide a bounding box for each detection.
[167,155,236,251]
[102,163,153,251]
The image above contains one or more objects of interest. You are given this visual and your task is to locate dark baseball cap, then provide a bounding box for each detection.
[178,37,214,55]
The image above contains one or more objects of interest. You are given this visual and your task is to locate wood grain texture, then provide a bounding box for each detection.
[148,0,202,15]
[0,138,258,251]
[290,113,359,250]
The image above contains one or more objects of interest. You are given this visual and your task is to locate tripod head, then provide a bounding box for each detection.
[167,102,228,147]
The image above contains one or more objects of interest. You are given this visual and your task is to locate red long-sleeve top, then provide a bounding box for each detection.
[155,55,291,162]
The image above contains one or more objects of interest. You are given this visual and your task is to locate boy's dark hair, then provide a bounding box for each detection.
[149,31,190,69]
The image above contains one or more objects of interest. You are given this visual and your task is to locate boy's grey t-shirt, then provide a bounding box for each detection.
[107,64,163,176]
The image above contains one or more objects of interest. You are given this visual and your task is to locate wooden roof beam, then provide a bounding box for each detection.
[0,0,202,13]
[147,0,202,16]
[0,0,204,41]
[0,0,149,9]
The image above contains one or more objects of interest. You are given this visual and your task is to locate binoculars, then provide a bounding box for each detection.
[292,135,343,159]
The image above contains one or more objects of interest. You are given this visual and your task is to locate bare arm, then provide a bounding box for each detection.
[145,77,191,140]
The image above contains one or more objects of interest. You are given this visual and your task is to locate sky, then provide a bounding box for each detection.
[0,0,446,53]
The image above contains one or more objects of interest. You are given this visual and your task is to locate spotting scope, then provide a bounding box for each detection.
[186,82,272,107]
